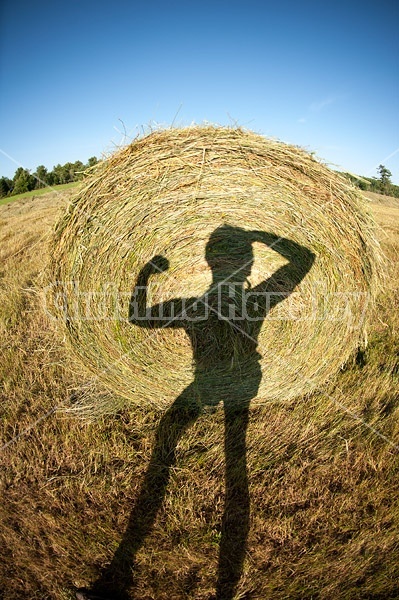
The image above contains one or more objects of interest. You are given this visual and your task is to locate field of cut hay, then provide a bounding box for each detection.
[0,146,399,599]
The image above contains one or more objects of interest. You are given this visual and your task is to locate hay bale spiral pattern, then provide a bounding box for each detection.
[51,126,381,414]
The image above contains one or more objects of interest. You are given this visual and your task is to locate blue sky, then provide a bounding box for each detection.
[0,0,398,182]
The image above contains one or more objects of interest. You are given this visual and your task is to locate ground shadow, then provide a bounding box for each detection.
[85,226,315,600]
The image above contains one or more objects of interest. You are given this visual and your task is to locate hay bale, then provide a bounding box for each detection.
[50,126,382,416]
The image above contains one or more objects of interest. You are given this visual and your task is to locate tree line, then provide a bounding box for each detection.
[342,164,399,198]
[0,156,99,198]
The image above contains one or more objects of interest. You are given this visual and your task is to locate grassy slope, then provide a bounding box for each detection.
[0,182,78,206]
[0,188,398,599]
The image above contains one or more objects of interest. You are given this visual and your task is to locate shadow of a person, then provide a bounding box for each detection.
[86,225,315,600]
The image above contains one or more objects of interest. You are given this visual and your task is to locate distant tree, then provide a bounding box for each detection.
[12,167,35,195]
[72,160,85,181]
[33,165,48,188]
[0,176,13,197]
[377,164,392,194]
[87,156,98,168]
[65,162,75,182]
[377,164,392,184]
[13,167,25,182]
[46,170,56,186]
[52,164,66,185]
[63,163,73,183]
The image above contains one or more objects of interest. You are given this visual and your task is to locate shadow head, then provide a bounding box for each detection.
[205,225,255,284]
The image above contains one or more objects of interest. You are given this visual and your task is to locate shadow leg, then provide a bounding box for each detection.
[216,399,250,600]
[89,384,201,599]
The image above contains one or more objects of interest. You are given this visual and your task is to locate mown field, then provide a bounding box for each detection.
[0,186,398,599]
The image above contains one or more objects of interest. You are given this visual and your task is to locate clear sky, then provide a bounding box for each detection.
[0,0,398,182]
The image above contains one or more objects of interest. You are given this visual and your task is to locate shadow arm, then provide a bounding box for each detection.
[249,232,315,314]
[128,256,184,328]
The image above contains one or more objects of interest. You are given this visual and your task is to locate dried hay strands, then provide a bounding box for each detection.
[49,126,382,416]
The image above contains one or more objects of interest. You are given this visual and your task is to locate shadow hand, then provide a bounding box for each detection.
[250,231,315,268]
[146,255,169,275]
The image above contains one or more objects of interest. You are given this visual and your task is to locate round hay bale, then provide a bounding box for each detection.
[50,126,382,415]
